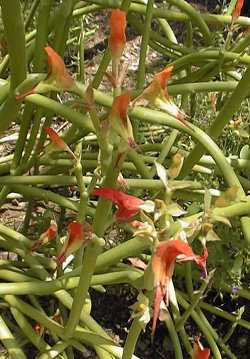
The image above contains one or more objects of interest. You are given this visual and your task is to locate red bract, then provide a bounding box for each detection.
[232,0,244,19]
[151,239,208,336]
[193,341,210,359]
[44,127,76,159]
[148,66,174,101]
[57,221,92,264]
[44,46,75,90]
[134,65,188,125]
[108,9,126,60]
[16,46,75,100]
[93,188,144,221]
[110,92,136,148]
[31,221,57,251]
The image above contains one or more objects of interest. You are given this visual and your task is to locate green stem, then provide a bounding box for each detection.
[24,0,40,30]
[180,65,250,178]
[0,0,27,133]
[122,318,142,359]
[163,311,183,359]
[10,307,50,352]
[64,236,105,338]
[176,292,222,359]
[136,0,154,90]
[0,314,27,359]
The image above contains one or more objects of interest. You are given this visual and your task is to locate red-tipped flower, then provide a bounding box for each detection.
[193,340,210,359]
[93,187,144,221]
[109,91,136,148]
[232,0,244,19]
[31,221,57,252]
[44,127,76,159]
[108,9,126,61]
[134,65,188,125]
[16,46,75,100]
[44,46,75,90]
[151,239,208,336]
[57,221,92,264]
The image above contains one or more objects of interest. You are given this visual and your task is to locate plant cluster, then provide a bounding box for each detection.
[0,0,250,358]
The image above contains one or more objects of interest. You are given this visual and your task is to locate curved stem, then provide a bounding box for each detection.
[122,318,142,359]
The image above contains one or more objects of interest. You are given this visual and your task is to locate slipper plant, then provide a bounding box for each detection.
[0,0,249,358]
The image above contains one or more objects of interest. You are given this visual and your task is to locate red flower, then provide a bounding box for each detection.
[109,91,136,148]
[151,239,208,336]
[44,127,76,159]
[193,340,210,359]
[57,221,92,264]
[31,221,57,252]
[232,0,244,19]
[108,9,126,61]
[93,188,144,221]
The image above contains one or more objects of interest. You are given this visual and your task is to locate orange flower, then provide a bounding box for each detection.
[93,187,144,221]
[134,66,188,125]
[193,340,210,359]
[30,221,57,252]
[44,127,76,159]
[44,46,75,90]
[57,221,92,264]
[151,239,208,336]
[16,46,75,100]
[108,9,126,61]
[232,0,244,19]
[109,91,136,148]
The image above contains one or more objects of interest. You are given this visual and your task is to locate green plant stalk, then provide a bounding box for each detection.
[196,308,237,359]
[92,0,250,26]
[176,293,222,359]
[64,236,105,338]
[127,150,151,179]
[149,130,179,178]
[180,65,250,177]
[18,0,53,166]
[163,311,183,359]
[3,295,119,356]
[175,272,214,331]
[26,94,93,132]
[136,0,154,90]
[0,0,27,133]
[1,230,122,356]
[78,19,85,82]
[7,183,82,213]
[197,299,250,331]
[10,307,51,352]
[226,0,238,15]
[53,0,77,54]
[121,318,142,359]
[167,0,211,43]
[127,14,189,56]
[0,314,27,359]
[24,0,40,30]
[37,341,69,359]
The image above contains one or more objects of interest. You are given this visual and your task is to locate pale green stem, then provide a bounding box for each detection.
[0,314,27,359]
[64,236,105,338]
[121,318,142,359]
[136,0,154,90]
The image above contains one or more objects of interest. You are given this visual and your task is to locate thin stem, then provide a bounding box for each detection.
[122,318,142,359]
[0,0,27,132]
[64,236,105,338]
[136,0,154,90]
[0,314,27,359]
